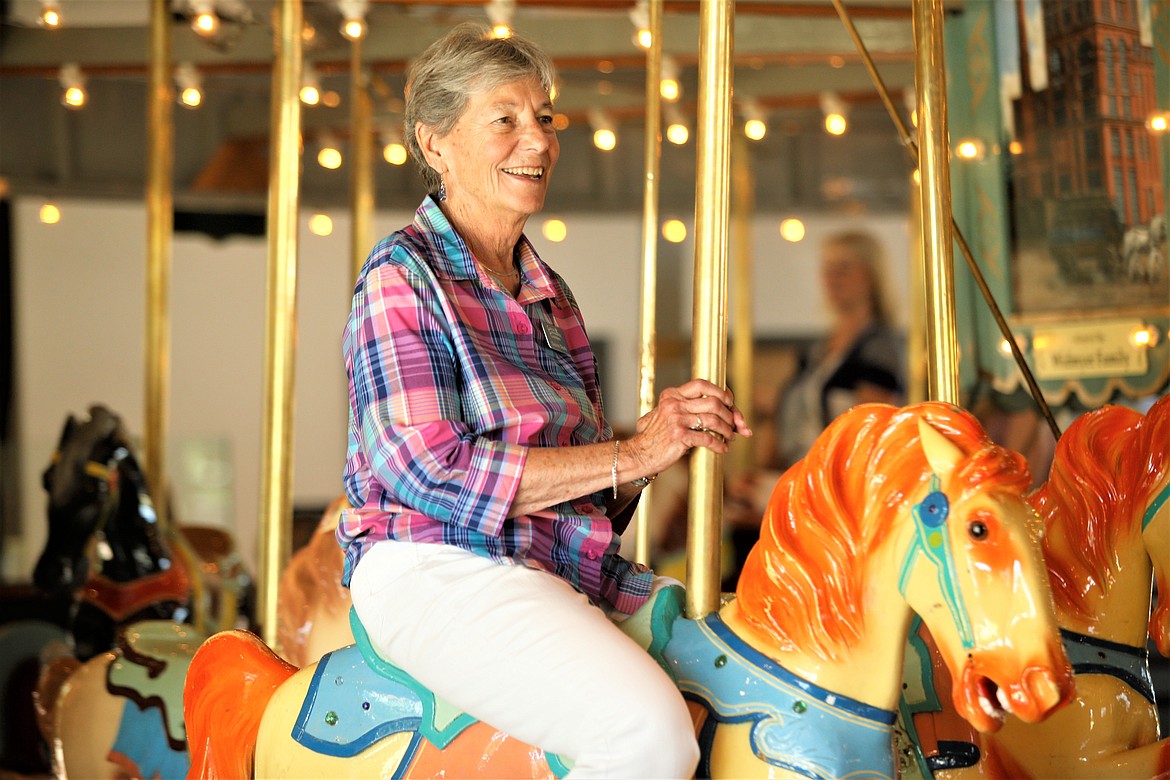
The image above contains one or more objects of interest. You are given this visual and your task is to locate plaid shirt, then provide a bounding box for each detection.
[339,196,652,615]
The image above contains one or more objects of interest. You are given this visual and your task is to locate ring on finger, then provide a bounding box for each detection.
[690,414,704,432]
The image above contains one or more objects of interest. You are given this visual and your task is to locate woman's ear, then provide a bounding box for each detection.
[415,124,445,175]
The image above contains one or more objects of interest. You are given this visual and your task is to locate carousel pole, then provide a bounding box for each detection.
[350,34,374,282]
[686,0,734,619]
[632,0,663,568]
[257,0,303,645]
[144,0,173,528]
[912,0,960,402]
[729,132,754,477]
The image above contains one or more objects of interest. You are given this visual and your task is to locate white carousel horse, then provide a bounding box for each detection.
[183,403,1074,779]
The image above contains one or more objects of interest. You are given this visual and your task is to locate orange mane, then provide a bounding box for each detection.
[1033,395,1169,621]
[735,402,1031,661]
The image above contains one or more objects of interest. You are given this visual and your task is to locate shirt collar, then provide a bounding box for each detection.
[413,195,568,309]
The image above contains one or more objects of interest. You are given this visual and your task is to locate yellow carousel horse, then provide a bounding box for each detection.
[184,403,1074,779]
[912,393,1170,778]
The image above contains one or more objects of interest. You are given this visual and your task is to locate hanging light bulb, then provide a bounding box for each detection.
[665,105,689,145]
[38,0,62,28]
[588,109,617,151]
[381,127,408,165]
[58,63,87,109]
[629,0,651,49]
[317,134,343,169]
[338,0,368,41]
[742,99,767,141]
[175,62,203,109]
[821,91,847,136]
[300,63,321,106]
[485,0,515,39]
[189,0,220,37]
[660,56,680,102]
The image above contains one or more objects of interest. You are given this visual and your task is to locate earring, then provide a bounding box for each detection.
[438,175,447,202]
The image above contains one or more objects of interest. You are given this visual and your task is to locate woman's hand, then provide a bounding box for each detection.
[625,379,752,476]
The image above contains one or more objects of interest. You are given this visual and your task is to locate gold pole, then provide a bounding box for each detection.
[912,0,960,403]
[258,0,302,645]
[350,36,374,282]
[729,132,754,476]
[633,0,663,568]
[144,0,172,529]
[686,0,734,619]
[908,170,927,404]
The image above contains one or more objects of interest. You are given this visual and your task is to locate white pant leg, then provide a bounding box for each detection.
[349,541,699,780]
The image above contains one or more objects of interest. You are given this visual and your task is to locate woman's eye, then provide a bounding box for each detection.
[539,115,554,125]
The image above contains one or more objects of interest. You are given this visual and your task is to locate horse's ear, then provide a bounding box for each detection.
[917,416,964,478]
[57,415,77,448]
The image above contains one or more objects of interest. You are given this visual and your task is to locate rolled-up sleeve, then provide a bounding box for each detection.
[347,254,525,537]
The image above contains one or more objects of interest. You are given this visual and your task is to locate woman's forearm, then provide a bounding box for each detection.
[508,441,647,519]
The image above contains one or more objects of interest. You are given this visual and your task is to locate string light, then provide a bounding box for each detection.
[665,105,689,145]
[955,138,985,160]
[189,0,219,37]
[660,56,680,102]
[175,63,203,109]
[1147,112,1169,133]
[589,109,616,151]
[485,0,515,39]
[630,0,651,49]
[58,63,87,109]
[309,213,334,236]
[300,63,321,106]
[542,219,567,242]
[780,218,805,242]
[662,219,687,243]
[317,134,343,169]
[1009,140,1023,155]
[338,0,368,41]
[742,99,767,141]
[39,203,61,224]
[381,127,408,165]
[821,91,847,136]
[38,0,62,28]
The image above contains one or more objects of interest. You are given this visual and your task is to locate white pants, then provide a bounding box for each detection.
[350,541,699,779]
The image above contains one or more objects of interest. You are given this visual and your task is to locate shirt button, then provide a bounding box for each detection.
[511,315,531,334]
[586,549,598,560]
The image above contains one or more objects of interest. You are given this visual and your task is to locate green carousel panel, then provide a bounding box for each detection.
[948,0,1170,408]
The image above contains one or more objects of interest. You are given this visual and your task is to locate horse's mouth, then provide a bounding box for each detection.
[975,675,1009,725]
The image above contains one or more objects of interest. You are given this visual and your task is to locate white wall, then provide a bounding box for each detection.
[8,196,909,580]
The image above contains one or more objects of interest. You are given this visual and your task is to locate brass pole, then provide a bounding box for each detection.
[829,0,1059,437]
[633,0,663,568]
[912,0,960,403]
[729,132,754,476]
[258,0,303,645]
[686,0,734,619]
[350,36,374,282]
[909,170,927,404]
[144,0,172,529]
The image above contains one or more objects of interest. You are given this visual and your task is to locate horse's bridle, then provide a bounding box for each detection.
[1143,478,1170,532]
[897,475,976,650]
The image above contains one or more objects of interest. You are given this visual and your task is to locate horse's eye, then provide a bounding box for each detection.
[967,519,989,541]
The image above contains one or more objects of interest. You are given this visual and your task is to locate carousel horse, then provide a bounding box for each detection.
[30,405,253,778]
[184,402,1074,779]
[275,495,355,667]
[909,394,1170,779]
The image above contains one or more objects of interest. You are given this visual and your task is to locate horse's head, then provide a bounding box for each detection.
[33,405,130,595]
[899,411,1073,734]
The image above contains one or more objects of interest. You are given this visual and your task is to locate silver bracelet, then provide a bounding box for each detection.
[611,439,620,499]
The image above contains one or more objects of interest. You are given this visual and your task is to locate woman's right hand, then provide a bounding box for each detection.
[625,379,752,476]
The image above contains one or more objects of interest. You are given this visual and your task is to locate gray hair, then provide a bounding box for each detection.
[404,22,557,194]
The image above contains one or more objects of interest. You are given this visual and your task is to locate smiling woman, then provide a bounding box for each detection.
[331,21,750,780]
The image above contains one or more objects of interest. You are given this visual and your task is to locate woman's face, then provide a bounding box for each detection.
[428,77,559,225]
[820,244,873,314]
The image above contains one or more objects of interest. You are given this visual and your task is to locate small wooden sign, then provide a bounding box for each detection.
[1033,320,1149,379]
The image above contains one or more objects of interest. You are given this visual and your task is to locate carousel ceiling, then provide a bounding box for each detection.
[0,0,952,214]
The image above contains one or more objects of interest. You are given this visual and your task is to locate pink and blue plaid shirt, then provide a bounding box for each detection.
[339,196,652,615]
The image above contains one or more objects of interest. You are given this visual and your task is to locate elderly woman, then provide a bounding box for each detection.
[339,22,749,779]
